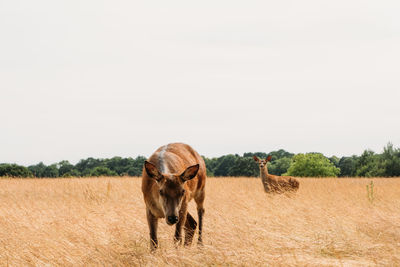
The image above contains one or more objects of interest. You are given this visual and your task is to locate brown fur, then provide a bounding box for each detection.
[142,143,206,250]
[253,155,299,193]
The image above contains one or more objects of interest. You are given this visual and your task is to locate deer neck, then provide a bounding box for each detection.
[260,167,272,182]
[259,166,272,192]
[261,165,268,175]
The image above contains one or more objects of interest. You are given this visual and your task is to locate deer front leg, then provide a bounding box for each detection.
[174,202,188,245]
[195,189,205,245]
[197,206,205,245]
[146,208,159,251]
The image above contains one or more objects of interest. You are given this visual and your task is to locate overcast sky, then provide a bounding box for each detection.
[1,0,400,165]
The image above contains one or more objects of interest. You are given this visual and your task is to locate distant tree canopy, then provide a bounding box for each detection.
[25,156,146,178]
[1,143,399,178]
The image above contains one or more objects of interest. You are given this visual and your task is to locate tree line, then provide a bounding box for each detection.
[1,143,399,178]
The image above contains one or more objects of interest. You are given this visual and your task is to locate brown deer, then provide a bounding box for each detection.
[253,155,299,193]
[142,143,206,250]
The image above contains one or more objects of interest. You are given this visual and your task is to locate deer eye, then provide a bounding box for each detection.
[159,190,163,196]
[181,189,186,195]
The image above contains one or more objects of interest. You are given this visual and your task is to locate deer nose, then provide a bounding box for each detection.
[167,215,178,224]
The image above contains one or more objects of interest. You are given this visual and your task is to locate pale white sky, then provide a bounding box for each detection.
[1,0,400,165]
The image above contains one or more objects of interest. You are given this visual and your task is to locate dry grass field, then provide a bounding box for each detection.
[0,177,399,266]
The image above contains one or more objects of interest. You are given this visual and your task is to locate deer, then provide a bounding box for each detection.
[253,155,299,193]
[142,143,206,250]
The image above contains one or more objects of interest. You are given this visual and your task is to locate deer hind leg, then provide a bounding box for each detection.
[184,212,197,246]
[291,178,299,190]
[146,208,159,251]
[194,189,205,245]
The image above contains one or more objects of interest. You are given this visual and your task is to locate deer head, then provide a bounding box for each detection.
[253,155,272,169]
[144,161,199,225]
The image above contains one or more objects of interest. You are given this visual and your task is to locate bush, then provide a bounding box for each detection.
[0,164,33,177]
[284,153,340,177]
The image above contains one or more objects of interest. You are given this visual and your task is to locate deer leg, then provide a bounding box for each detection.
[197,206,205,245]
[146,208,159,251]
[184,212,197,246]
[174,203,188,245]
[194,189,205,245]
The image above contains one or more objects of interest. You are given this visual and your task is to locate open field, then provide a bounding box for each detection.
[0,177,399,266]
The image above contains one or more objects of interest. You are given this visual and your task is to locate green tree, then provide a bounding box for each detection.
[125,156,146,176]
[203,156,217,177]
[89,166,117,176]
[338,156,358,177]
[243,152,268,159]
[268,149,294,160]
[284,153,340,177]
[329,156,340,167]
[75,157,104,176]
[213,154,238,176]
[355,150,384,177]
[381,142,400,177]
[268,157,292,176]
[131,156,147,176]
[28,162,47,177]
[42,164,59,177]
[229,157,258,177]
[106,156,128,175]
[126,166,142,176]
[58,160,76,176]
[61,169,81,177]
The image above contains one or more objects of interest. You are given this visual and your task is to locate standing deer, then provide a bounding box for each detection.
[142,143,206,250]
[253,155,299,193]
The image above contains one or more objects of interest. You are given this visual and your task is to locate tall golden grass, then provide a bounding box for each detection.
[0,177,399,266]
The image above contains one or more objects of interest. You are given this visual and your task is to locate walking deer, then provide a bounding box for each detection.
[142,143,206,250]
[253,155,299,193]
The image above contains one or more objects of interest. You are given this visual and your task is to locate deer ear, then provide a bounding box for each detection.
[180,164,199,182]
[266,155,272,162]
[144,161,163,182]
[253,156,259,162]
